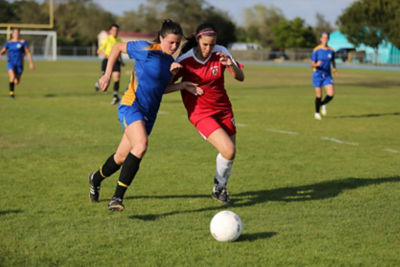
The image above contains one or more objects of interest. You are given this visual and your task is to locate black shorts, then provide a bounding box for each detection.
[101,58,121,74]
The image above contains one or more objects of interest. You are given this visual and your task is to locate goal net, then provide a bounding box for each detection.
[0,30,57,61]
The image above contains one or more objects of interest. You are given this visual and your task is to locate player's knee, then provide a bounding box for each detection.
[131,142,148,158]
[114,152,127,165]
[222,146,236,161]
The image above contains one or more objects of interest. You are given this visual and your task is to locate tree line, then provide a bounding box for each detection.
[1,0,399,51]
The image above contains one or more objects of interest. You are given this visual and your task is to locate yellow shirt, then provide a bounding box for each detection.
[99,35,121,57]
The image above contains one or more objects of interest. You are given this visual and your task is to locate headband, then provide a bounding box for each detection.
[196,30,217,38]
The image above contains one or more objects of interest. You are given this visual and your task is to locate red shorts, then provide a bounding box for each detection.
[194,112,236,139]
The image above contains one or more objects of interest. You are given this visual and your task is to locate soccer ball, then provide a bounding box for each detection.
[210,210,242,242]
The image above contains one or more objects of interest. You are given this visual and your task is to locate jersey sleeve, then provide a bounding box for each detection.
[4,42,9,50]
[126,40,151,60]
[311,50,318,61]
[99,37,107,51]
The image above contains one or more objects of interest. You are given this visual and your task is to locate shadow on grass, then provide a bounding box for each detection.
[0,209,23,216]
[128,176,400,221]
[238,232,277,242]
[331,112,400,119]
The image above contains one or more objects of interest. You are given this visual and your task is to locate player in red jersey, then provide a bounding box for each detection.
[171,22,244,204]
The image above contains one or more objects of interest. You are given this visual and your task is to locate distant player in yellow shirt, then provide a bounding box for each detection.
[95,24,123,104]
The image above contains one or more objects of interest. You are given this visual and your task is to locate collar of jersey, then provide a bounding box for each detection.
[191,48,212,65]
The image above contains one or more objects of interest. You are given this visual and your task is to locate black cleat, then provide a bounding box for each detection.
[108,197,125,211]
[211,185,232,205]
[89,172,100,202]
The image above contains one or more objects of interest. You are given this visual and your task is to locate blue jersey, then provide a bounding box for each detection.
[4,40,27,66]
[120,41,174,121]
[311,45,335,75]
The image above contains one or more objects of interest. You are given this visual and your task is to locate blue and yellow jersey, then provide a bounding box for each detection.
[4,40,27,66]
[121,40,174,120]
[99,35,121,57]
[311,45,335,74]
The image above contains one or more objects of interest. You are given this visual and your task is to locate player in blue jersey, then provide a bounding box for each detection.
[0,28,35,98]
[311,32,338,120]
[88,19,202,211]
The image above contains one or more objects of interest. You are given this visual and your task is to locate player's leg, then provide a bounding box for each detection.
[314,87,323,120]
[208,129,235,204]
[321,84,335,116]
[111,70,121,105]
[8,69,16,98]
[108,120,148,211]
[95,59,107,91]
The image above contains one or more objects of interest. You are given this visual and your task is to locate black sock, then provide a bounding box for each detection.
[113,81,119,97]
[113,153,142,199]
[321,95,333,105]
[9,82,15,96]
[93,153,121,186]
[315,97,322,113]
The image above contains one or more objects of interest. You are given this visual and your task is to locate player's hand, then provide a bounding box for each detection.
[216,51,233,67]
[98,75,111,92]
[333,68,339,76]
[29,62,35,70]
[170,62,182,76]
[316,60,323,66]
[180,81,204,96]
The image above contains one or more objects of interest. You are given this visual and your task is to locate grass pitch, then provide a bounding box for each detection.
[0,60,399,266]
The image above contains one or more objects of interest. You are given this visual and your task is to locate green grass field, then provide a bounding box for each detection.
[0,60,399,266]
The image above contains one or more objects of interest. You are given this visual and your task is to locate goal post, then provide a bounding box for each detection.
[0,30,57,61]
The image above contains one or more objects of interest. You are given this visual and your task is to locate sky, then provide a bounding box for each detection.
[93,0,357,27]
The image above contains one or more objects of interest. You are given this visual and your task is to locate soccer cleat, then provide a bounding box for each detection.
[108,197,125,211]
[212,185,232,205]
[314,113,322,120]
[321,105,327,116]
[111,96,119,105]
[95,82,100,92]
[89,172,100,202]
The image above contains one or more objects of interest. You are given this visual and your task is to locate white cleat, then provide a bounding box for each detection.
[314,113,322,120]
[321,105,327,116]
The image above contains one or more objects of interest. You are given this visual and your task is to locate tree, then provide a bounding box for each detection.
[242,4,285,48]
[314,13,333,39]
[54,0,115,45]
[272,17,317,48]
[337,0,400,62]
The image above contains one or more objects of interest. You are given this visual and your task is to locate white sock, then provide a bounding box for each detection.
[215,153,234,187]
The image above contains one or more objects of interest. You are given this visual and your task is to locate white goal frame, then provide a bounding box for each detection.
[0,30,57,61]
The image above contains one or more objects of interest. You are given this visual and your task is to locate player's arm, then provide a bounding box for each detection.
[165,62,203,95]
[24,46,35,70]
[216,52,244,81]
[331,52,338,76]
[0,47,6,59]
[98,42,127,91]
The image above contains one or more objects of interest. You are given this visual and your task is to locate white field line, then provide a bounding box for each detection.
[267,128,298,135]
[385,148,400,154]
[321,137,359,146]
[236,123,247,127]
[158,110,169,115]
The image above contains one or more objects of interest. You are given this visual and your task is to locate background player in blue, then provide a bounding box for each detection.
[0,28,35,98]
[311,31,338,120]
[88,19,201,211]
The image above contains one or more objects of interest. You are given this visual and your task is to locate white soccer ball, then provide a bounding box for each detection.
[210,210,242,242]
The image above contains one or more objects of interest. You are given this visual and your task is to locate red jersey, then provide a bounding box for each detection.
[175,45,240,124]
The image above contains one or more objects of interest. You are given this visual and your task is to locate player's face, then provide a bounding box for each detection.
[110,26,118,37]
[12,29,20,40]
[160,33,182,56]
[320,33,329,46]
[197,35,216,59]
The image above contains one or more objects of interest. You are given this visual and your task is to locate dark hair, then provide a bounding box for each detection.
[321,31,330,38]
[154,19,183,43]
[181,22,217,54]
[110,24,119,30]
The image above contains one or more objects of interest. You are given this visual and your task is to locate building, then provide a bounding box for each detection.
[329,30,400,65]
